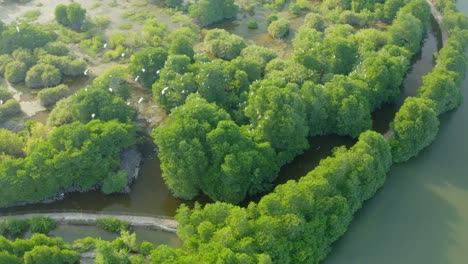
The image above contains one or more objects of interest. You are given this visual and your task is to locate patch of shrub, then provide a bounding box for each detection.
[4,219,29,237]
[96,218,129,233]
[37,84,72,107]
[29,217,57,234]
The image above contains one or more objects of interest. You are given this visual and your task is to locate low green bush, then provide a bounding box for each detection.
[96,218,129,233]
[4,219,29,237]
[268,18,289,39]
[0,99,22,122]
[247,19,258,29]
[29,217,57,234]
[139,241,154,256]
[72,236,97,253]
[37,84,71,107]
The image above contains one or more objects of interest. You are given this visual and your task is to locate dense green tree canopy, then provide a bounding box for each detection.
[204,29,247,60]
[153,94,231,199]
[55,3,87,30]
[25,63,62,89]
[390,97,439,162]
[129,47,168,89]
[189,0,238,26]
[268,18,290,39]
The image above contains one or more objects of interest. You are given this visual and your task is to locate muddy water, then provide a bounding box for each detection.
[323,4,468,264]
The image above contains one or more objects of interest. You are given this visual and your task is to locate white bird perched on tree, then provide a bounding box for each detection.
[91,113,95,119]
[138,97,144,104]
[127,102,131,105]
[156,70,160,74]
[121,52,125,57]
[135,76,140,82]
[0,100,3,105]
[142,68,146,73]
[161,87,169,95]
[103,43,108,48]
[109,88,113,92]
[84,69,89,75]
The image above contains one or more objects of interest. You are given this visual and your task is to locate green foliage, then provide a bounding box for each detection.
[55,3,87,30]
[72,237,96,253]
[0,54,13,75]
[169,34,195,59]
[0,99,22,122]
[153,94,230,199]
[203,120,278,202]
[418,69,462,115]
[240,45,278,69]
[12,48,36,68]
[383,0,405,22]
[0,251,21,264]
[48,88,134,126]
[149,245,177,264]
[0,24,57,54]
[25,63,62,89]
[29,217,57,234]
[165,0,183,8]
[24,245,78,264]
[96,218,130,233]
[54,4,69,26]
[302,75,372,138]
[204,29,247,60]
[141,18,168,47]
[350,47,409,110]
[102,170,129,194]
[390,97,439,163]
[288,3,302,16]
[169,131,391,263]
[5,219,29,237]
[417,29,467,114]
[304,13,325,31]
[189,0,238,26]
[37,84,72,107]
[153,55,198,110]
[139,241,154,256]
[0,120,136,208]
[247,19,258,29]
[0,129,23,156]
[43,41,70,56]
[267,18,289,39]
[129,47,168,89]
[246,81,309,164]
[264,58,316,85]
[5,61,27,83]
[95,240,131,264]
[389,11,423,56]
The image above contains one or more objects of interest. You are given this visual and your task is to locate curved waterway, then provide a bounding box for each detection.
[324,3,468,264]
[0,13,442,218]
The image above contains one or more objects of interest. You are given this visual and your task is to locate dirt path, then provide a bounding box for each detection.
[0,212,178,233]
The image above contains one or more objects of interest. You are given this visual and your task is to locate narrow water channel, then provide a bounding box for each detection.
[323,3,468,264]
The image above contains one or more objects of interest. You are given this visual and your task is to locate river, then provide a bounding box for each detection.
[323,2,468,264]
